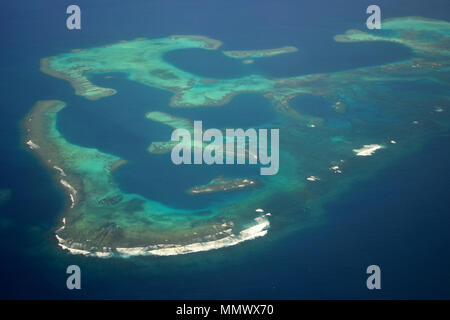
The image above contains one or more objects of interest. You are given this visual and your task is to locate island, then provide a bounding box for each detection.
[187,177,261,195]
[353,144,385,157]
[223,46,299,59]
[24,100,271,257]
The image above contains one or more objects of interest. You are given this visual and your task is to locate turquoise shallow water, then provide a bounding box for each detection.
[0,0,449,299]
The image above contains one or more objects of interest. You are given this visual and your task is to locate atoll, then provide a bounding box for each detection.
[32,17,450,257]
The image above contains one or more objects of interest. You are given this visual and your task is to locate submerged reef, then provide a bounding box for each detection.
[145,111,254,163]
[40,17,450,117]
[146,111,194,154]
[33,17,450,257]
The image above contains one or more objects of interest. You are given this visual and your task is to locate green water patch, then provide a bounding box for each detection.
[0,189,11,207]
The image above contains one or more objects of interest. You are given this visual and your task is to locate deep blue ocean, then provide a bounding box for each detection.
[0,0,449,299]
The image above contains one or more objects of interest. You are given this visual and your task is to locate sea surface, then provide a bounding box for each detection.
[0,0,449,299]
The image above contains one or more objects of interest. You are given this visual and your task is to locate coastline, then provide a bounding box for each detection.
[23,100,84,212]
[23,100,273,258]
[55,215,270,258]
